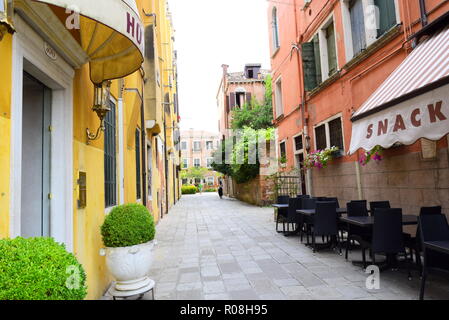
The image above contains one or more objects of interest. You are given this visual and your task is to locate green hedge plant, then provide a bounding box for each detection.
[181,185,198,195]
[0,237,87,300]
[101,203,155,248]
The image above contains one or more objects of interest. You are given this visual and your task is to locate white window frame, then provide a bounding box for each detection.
[340,0,400,62]
[272,6,280,51]
[182,158,188,169]
[206,157,214,168]
[104,95,119,214]
[206,140,213,150]
[313,113,345,151]
[193,140,201,151]
[194,158,201,167]
[181,140,187,150]
[274,77,283,118]
[292,132,304,155]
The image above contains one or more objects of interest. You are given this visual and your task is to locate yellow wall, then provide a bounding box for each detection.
[0,33,12,238]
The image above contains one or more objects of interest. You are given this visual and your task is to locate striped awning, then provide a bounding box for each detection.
[349,26,449,154]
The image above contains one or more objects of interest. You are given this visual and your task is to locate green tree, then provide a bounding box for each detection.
[181,167,209,182]
[230,75,273,130]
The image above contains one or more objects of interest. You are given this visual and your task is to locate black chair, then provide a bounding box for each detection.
[419,214,449,300]
[300,198,317,243]
[282,197,303,233]
[323,197,340,208]
[404,206,443,270]
[359,208,412,280]
[345,201,370,260]
[297,195,310,199]
[275,195,290,232]
[310,201,341,253]
[369,201,391,216]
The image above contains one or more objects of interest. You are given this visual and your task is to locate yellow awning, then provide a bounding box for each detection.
[33,0,144,84]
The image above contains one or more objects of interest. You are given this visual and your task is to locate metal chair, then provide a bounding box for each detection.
[275,195,290,232]
[369,201,391,216]
[345,201,370,260]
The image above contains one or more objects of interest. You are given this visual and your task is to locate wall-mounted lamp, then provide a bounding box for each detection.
[0,0,15,41]
[86,80,112,144]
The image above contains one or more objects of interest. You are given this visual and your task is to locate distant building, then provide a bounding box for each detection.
[180,129,221,187]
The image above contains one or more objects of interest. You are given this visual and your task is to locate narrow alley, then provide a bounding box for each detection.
[147,194,449,300]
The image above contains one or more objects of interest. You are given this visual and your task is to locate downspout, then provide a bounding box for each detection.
[293,0,313,196]
[419,0,428,27]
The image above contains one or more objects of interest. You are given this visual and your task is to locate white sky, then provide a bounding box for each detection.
[169,0,271,133]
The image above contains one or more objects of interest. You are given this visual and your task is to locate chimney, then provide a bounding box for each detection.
[221,64,229,78]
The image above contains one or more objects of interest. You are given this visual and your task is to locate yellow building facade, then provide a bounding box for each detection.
[0,0,180,299]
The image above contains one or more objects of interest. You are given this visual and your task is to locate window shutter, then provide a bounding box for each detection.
[245,93,252,106]
[226,95,230,113]
[375,0,396,37]
[301,42,318,91]
[350,0,366,55]
[312,34,322,85]
[230,92,236,110]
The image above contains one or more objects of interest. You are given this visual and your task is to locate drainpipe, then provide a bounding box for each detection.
[419,0,428,27]
[293,0,313,196]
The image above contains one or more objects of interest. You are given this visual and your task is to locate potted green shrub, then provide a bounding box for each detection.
[100,203,156,295]
[0,237,87,300]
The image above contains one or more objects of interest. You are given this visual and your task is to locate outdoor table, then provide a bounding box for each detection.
[296,208,348,216]
[340,215,418,269]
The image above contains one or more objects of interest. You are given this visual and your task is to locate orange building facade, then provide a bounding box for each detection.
[268,0,449,214]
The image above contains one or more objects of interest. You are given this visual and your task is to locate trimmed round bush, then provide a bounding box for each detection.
[182,185,198,195]
[101,203,155,248]
[0,237,87,300]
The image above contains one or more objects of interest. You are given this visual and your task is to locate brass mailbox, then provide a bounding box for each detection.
[78,171,87,209]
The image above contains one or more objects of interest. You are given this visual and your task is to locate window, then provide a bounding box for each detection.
[193,141,201,151]
[206,141,213,150]
[275,78,283,118]
[315,124,327,151]
[182,158,188,169]
[279,141,286,159]
[314,116,344,152]
[206,158,214,168]
[302,18,337,90]
[181,141,187,150]
[194,159,201,167]
[147,144,152,198]
[325,22,337,76]
[135,129,141,200]
[104,100,117,208]
[207,176,214,186]
[294,135,303,152]
[343,0,397,60]
[272,7,280,50]
[182,178,188,185]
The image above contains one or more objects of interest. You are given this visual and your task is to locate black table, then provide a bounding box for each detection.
[272,204,289,209]
[340,215,418,226]
[423,240,449,254]
[297,208,347,216]
[340,215,418,270]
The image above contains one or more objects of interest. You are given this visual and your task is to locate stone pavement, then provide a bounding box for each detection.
[133,193,449,300]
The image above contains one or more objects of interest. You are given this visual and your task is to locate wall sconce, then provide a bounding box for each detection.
[86,80,112,144]
[0,0,15,41]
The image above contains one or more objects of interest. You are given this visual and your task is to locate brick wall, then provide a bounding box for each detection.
[233,175,275,206]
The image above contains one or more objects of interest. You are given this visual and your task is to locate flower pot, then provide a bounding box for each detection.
[101,240,155,292]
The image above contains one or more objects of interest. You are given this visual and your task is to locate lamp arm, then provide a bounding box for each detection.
[86,120,105,145]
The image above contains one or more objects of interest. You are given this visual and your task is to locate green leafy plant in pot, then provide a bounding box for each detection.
[100,203,156,296]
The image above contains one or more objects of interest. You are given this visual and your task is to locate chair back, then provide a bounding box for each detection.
[277,195,289,204]
[372,208,405,254]
[369,201,391,215]
[420,206,442,216]
[314,201,338,236]
[297,195,310,199]
[324,197,340,208]
[288,197,302,215]
[347,201,368,217]
[419,214,449,270]
[302,198,316,210]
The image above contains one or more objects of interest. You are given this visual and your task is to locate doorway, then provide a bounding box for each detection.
[295,153,307,195]
[20,72,51,237]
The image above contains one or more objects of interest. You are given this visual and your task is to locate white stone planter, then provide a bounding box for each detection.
[100,240,155,294]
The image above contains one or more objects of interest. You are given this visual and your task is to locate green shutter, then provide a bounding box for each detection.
[302,42,317,91]
[375,0,396,37]
[312,34,322,85]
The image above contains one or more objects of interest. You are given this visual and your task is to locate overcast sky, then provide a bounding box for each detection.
[169,0,271,133]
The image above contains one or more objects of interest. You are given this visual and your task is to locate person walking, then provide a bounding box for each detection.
[218,180,223,199]
[198,182,203,194]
